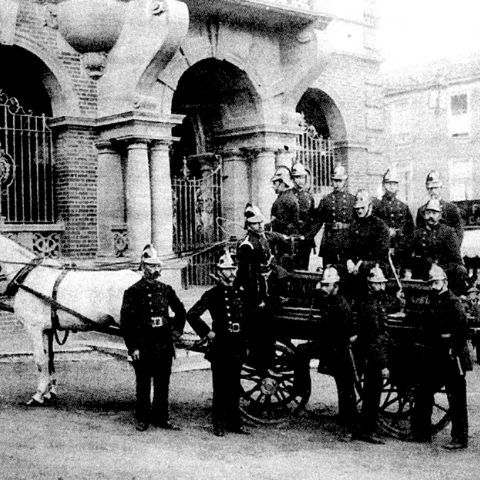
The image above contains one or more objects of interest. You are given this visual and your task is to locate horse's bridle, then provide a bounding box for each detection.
[4,257,43,297]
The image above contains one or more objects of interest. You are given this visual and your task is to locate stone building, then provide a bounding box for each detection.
[384,54,480,214]
[0,0,384,269]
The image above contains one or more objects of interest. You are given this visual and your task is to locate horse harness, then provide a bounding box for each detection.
[6,258,101,345]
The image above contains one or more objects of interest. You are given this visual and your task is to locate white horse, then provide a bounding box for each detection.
[0,234,141,405]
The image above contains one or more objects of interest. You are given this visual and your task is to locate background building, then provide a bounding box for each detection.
[384,53,480,213]
[0,0,385,278]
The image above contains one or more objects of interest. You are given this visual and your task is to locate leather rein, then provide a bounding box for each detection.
[4,258,100,345]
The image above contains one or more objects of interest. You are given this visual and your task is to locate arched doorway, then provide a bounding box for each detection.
[296,88,347,195]
[170,58,260,254]
[0,46,58,256]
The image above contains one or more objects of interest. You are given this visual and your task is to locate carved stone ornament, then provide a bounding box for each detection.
[56,0,130,53]
[81,51,108,79]
[0,149,15,191]
[44,4,59,30]
[151,0,166,15]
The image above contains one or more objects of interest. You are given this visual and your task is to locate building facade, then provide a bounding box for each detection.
[0,0,384,263]
[384,54,480,215]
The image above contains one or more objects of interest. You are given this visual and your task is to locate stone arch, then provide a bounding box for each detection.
[296,86,348,142]
[169,57,262,175]
[152,46,268,121]
[13,35,81,117]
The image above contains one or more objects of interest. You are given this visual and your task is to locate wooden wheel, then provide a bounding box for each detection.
[377,379,450,439]
[240,341,311,424]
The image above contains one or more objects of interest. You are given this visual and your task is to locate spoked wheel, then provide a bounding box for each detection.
[377,379,450,439]
[240,341,311,424]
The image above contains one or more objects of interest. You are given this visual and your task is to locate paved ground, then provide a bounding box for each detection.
[2,277,480,479]
[1,351,480,480]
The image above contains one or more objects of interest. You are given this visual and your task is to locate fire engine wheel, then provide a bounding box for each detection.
[240,341,311,425]
[377,380,450,439]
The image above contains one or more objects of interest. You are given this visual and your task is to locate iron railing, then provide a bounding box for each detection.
[295,124,335,194]
[0,90,54,223]
[172,164,223,253]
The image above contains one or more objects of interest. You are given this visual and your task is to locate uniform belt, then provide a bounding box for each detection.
[329,222,350,230]
[151,316,167,328]
[227,322,241,333]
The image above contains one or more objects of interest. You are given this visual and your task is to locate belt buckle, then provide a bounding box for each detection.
[228,322,241,333]
[151,316,164,328]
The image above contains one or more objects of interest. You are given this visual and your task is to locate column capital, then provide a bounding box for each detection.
[95,140,117,153]
[221,149,244,162]
[126,138,150,151]
[240,146,277,160]
[150,139,172,151]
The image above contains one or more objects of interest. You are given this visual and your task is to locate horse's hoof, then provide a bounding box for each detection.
[24,398,44,407]
[44,392,57,403]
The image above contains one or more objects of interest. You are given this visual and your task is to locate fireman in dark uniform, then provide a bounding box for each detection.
[186,250,250,437]
[416,170,464,245]
[411,264,470,449]
[293,266,359,442]
[291,162,315,270]
[354,265,401,444]
[345,189,390,302]
[314,163,356,269]
[372,167,414,268]
[408,199,468,296]
[269,166,299,236]
[236,204,289,375]
[120,245,186,432]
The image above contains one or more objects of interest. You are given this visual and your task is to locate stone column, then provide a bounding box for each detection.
[126,139,152,260]
[250,148,277,222]
[150,141,174,256]
[275,146,295,169]
[96,141,124,256]
[222,150,250,240]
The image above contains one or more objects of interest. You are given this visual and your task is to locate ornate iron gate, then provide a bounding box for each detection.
[172,161,223,254]
[0,90,54,223]
[295,124,335,194]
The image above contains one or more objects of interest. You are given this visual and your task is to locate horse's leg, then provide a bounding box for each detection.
[43,329,57,402]
[24,325,51,406]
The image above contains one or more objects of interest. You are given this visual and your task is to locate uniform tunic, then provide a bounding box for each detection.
[236,231,289,373]
[293,186,316,269]
[355,291,395,434]
[408,223,467,294]
[186,283,247,430]
[120,278,186,424]
[270,188,299,235]
[314,190,356,266]
[411,289,470,444]
[416,199,464,245]
[346,215,390,272]
[372,193,414,262]
[293,291,358,431]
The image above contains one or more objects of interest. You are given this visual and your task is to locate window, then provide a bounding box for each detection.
[449,159,473,201]
[448,92,470,136]
[389,100,411,143]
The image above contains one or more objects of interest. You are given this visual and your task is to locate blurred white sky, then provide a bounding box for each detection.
[379,0,480,70]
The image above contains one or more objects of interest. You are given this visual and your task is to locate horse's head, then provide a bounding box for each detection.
[0,234,37,294]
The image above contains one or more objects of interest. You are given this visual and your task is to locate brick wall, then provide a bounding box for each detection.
[54,127,98,258]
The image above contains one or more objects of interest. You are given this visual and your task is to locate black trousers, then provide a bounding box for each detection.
[133,341,173,424]
[358,359,384,435]
[294,343,358,432]
[411,369,468,444]
[246,306,275,375]
[293,239,312,270]
[210,344,245,430]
